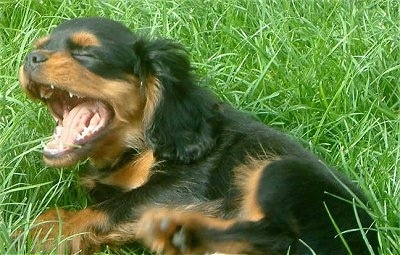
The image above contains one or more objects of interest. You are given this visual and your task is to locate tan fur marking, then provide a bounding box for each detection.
[31,208,109,254]
[65,208,109,233]
[102,150,155,190]
[34,36,49,49]
[70,32,100,47]
[235,158,277,221]
[18,66,33,98]
[143,76,162,127]
[202,240,252,254]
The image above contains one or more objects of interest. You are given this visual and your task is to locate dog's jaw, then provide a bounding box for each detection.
[19,63,146,168]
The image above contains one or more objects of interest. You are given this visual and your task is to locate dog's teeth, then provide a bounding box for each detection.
[68,91,83,98]
[93,124,103,133]
[77,133,84,141]
[50,85,55,89]
[77,127,90,141]
[40,89,53,99]
[76,123,103,142]
[54,126,63,137]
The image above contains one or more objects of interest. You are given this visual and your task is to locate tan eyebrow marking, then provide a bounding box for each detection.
[70,32,100,47]
[34,36,50,49]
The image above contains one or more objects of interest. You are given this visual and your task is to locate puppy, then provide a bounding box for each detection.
[18,17,378,254]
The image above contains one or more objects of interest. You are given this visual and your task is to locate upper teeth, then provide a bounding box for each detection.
[69,91,83,98]
[41,84,83,99]
[40,89,53,99]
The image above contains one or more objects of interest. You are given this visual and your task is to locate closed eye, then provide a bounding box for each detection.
[71,49,95,59]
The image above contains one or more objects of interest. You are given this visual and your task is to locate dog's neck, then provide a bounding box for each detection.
[97,148,140,172]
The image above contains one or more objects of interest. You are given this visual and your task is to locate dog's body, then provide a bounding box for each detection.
[19,17,377,254]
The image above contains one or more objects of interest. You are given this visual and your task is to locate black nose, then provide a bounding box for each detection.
[25,52,48,72]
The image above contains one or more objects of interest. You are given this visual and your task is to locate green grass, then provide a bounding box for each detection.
[1,0,399,254]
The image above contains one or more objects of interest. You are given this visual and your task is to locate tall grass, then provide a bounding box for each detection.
[1,0,399,254]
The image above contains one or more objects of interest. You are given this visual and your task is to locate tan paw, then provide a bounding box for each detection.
[137,209,193,255]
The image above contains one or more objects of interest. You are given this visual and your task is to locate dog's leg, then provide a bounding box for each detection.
[137,158,377,255]
[25,176,216,253]
[136,207,298,254]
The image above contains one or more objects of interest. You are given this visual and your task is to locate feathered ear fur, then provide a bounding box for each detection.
[132,37,219,163]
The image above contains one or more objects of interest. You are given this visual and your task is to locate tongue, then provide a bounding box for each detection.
[61,102,100,143]
[44,101,109,155]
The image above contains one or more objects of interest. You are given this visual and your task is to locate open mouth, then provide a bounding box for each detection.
[33,83,114,159]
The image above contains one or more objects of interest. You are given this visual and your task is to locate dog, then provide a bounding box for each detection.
[18,17,378,254]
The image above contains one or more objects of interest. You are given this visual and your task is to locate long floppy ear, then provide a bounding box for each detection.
[132,37,219,163]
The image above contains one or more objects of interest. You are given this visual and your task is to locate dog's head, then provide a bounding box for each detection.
[19,17,219,168]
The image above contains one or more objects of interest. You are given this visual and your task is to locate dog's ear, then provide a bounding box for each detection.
[132,38,219,163]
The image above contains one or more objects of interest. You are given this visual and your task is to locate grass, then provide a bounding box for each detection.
[0,0,399,254]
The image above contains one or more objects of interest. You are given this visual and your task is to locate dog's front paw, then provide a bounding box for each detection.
[137,209,196,255]
[26,208,104,254]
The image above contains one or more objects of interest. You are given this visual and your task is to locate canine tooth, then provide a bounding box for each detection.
[68,91,82,98]
[50,85,55,89]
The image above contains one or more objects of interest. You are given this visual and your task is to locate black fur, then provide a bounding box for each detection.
[133,38,219,163]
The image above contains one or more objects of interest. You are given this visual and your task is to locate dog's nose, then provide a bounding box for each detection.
[25,52,48,71]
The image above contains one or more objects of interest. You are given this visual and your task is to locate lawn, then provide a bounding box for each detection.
[1,0,399,254]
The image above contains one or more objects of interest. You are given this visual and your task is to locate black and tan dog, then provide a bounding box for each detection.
[18,17,378,254]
